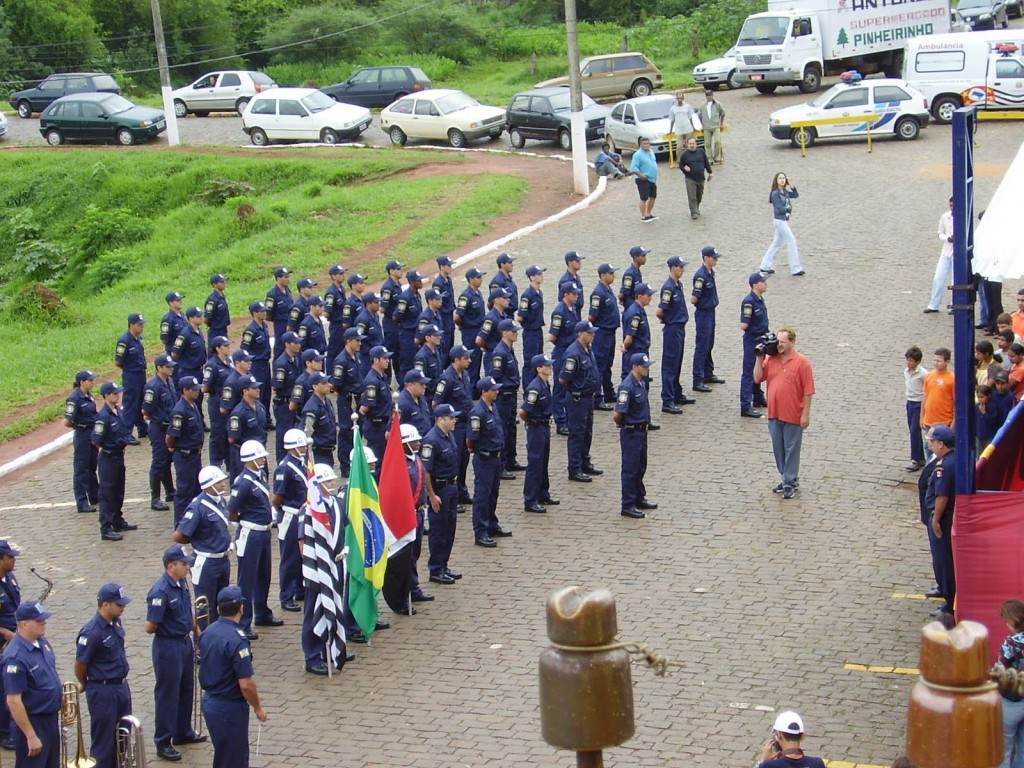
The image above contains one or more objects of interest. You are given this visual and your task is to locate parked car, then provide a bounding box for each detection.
[39,92,165,146]
[504,87,610,150]
[535,52,664,100]
[693,47,744,90]
[767,76,929,147]
[0,112,7,140]
[956,0,1009,29]
[320,66,432,109]
[604,94,679,155]
[1007,0,1024,19]
[171,71,277,117]
[9,72,121,118]
[380,89,506,148]
[242,88,372,146]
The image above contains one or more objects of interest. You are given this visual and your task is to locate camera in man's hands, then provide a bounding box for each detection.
[755,331,779,356]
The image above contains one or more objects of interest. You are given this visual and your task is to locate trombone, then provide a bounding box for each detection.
[192,595,210,738]
[60,682,96,768]
[115,715,147,768]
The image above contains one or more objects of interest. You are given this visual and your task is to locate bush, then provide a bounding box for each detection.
[0,208,68,283]
[194,178,257,206]
[81,246,140,294]
[67,204,153,276]
[261,3,373,64]
[0,282,70,325]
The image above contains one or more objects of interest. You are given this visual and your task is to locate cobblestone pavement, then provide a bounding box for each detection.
[2,83,1022,767]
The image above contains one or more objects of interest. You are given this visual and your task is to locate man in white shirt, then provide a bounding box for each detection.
[924,197,954,314]
[668,91,697,150]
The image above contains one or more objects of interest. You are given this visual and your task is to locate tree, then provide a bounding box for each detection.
[260,2,374,64]
[1,0,104,80]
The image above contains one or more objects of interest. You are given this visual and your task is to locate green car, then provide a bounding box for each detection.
[39,92,166,146]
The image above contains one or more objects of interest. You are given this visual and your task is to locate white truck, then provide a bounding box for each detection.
[733,0,952,94]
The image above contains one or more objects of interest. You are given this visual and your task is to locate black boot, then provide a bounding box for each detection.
[150,478,169,511]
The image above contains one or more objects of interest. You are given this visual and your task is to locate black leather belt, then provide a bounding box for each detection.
[370,417,387,425]
[624,424,649,432]
[526,419,551,426]
[177,449,200,456]
[101,449,124,456]
[89,678,125,685]
[75,425,92,431]
[432,477,456,487]
[476,450,500,459]
[274,398,287,405]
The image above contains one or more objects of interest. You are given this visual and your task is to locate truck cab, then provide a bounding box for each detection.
[734,11,825,94]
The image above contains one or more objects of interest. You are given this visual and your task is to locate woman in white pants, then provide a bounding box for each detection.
[759,172,805,277]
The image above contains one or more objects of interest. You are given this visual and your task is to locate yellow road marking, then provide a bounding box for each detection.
[844,663,919,675]
[826,761,890,768]
[892,592,944,602]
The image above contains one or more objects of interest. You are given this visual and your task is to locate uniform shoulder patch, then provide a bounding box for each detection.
[623,275,634,289]
[229,416,241,431]
[492,357,503,370]
[239,648,251,659]
[526,390,538,404]
[470,415,481,431]
[77,636,88,646]
[205,300,216,312]
[172,414,184,430]
[144,389,155,404]
[742,304,753,318]
[236,629,246,637]
[694,277,705,291]
[275,368,286,382]
[115,342,127,355]
[93,422,105,435]
[630,315,642,331]
[661,289,673,304]
[6,664,17,673]
[173,336,185,350]
[552,315,563,329]
[64,402,76,418]
[305,412,316,429]
[366,384,378,400]
[435,380,447,394]
[397,299,408,312]
[481,319,493,334]
[298,326,308,339]
[590,294,602,309]
[150,597,163,606]
[265,297,275,310]
[457,296,468,310]
[242,330,254,344]
[381,288,392,301]
[420,444,433,459]
[564,357,577,373]
[617,390,630,403]
[291,385,304,399]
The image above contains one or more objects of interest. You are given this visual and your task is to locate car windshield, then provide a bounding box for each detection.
[808,84,843,108]
[301,91,336,113]
[547,91,599,111]
[435,92,479,115]
[956,0,988,7]
[737,16,789,45]
[634,97,674,121]
[99,95,136,114]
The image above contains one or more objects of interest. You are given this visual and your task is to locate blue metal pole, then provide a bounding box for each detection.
[951,107,976,495]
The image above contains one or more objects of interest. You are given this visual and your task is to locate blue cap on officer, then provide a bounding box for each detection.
[598,263,618,275]
[179,376,202,391]
[0,540,21,558]
[749,272,769,286]
[165,291,184,303]
[489,287,510,301]
[301,349,324,364]
[210,335,230,348]
[128,313,145,325]
[565,251,584,263]
[450,344,472,360]
[498,319,521,333]
[404,370,429,385]
[532,354,553,368]
[634,282,654,296]
[525,265,546,277]
[162,544,194,565]
[370,345,393,359]
[433,404,460,418]
[75,370,97,384]
[308,372,329,386]
[100,382,123,397]
[406,270,425,283]
[386,260,405,272]
[466,268,486,280]
[236,374,262,390]
[231,349,253,362]
[248,301,266,314]
[630,352,653,368]
[298,278,317,289]
[217,585,244,606]
[559,281,579,296]
[630,245,650,259]
[575,320,597,334]
[702,245,723,259]
[307,295,324,307]
[185,306,203,319]
[328,264,347,276]
[97,583,131,606]
[280,332,299,345]
[155,353,176,369]
[363,292,380,304]
[343,328,365,341]
[425,288,445,301]
[496,253,515,265]
[436,255,454,267]
[477,376,501,392]
[667,256,689,268]
[273,266,291,278]
[928,425,955,444]
[420,324,442,337]
[15,602,52,622]
[210,273,228,284]
[347,273,366,286]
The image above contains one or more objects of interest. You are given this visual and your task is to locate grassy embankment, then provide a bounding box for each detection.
[0,149,527,442]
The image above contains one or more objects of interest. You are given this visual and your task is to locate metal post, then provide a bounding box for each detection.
[564,0,590,195]
[951,106,977,494]
[150,0,180,147]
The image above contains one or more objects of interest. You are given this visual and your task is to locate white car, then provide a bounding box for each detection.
[768,76,930,148]
[172,71,277,117]
[0,111,7,140]
[242,88,372,146]
[380,89,506,148]
[693,47,744,90]
[604,94,678,155]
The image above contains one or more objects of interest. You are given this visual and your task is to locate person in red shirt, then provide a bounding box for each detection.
[754,327,815,499]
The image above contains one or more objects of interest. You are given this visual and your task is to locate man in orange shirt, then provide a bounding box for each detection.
[921,347,955,441]
[754,328,815,499]
[1012,290,1024,342]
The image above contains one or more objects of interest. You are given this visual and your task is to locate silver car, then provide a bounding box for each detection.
[0,111,7,140]
[172,71,277,117]
[603,94,679,155]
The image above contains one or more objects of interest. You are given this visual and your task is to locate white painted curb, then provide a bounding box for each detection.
[0,432,73,479]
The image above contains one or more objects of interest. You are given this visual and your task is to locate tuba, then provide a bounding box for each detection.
[60,682,96,768]
[192,595,210,738]
[115,715,147,768]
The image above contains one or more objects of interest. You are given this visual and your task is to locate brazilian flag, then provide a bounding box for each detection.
[345,427,391,639]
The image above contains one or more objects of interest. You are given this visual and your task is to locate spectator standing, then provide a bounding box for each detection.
[629,138,659,223]
[996,599,1024,768]
[924,198,954,314]
[668,91,697,147]
[759,172,805,277]
[921,348,955,454]
[698,89,725,164]
[904,346,927,472]
[679,137,713,220]
[757,711,825,768]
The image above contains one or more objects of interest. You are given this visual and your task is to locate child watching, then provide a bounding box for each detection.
[905,346,927,471]
[976,384,1002,453]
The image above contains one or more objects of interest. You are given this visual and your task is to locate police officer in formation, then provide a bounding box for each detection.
[354,292,384,374]
[467,377,511,549]
[477,288,510,372]
[549,283,581,436]
[488,319,523,476]
[619,245,649,311]
[288,349,324,429]
[330,327,366,474]
[421,405,462,586]
[171,307,207,391]
[489,253,518,315]
[455,268,487,384]
[272,430,309,614]
[114,313,148,443]
[324,264,349,363]
[621,283,654,378]
[520,354,558,514]
[691,245,725,393]
[65,370,100,514]
[160,292,186,356]
[226,374,267,482]
[204,274,230,351]
[166,376,206,527]
[359,346,394,461]
[302,372,338,466]
[0,540,22,752]
[92,382,137,542]
[398,370,433,439]
[413,324,446,398]
[394,270,424,380]
[433,256,457,350]
[517,266,547,374]
[560,251,585,298]
[142,354,178,512]
[379,260,406,382]
[173,466,233,620]
[615,353,659,519]
[269,332,302,462]
[265,266,293,364]
[342,273,367,333]
[298,296,327,357]
[240,301,273,422]
[287,277,317,334]
[418,288,446,338]
[203,336,233,468]
[432,345,475,506]
[657,256,695,414]
[589,263,621,408]
[560,321,603,483]
[740,272,770,418]
[74,582,132,768]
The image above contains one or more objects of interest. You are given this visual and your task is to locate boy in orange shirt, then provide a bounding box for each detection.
[921,347,955,458]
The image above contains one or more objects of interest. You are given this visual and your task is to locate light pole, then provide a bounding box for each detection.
[563,0,590,195]
[150,0,180,146]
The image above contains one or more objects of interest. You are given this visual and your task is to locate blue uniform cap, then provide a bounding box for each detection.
[477,376,501,392]
[424,288,446,301]
[307,295,324,306]
[667,256,689,269]
[532,354,554,368]
[630,352,653,368]
[162,544,195,565]
[565,251,584,263]
[634,282,654,296]
[498,319,521,333]
[574,320,597,334]
[489,287,511,301]
[465,268,486,280]
[165,291,184,303]
[328,264,347,276]
[598,263,618,275]
[97,583,131,606]
[231,349,253,362]
[0,540,21,558]
[363,292,380,304]
[217,585,244,605]
[370,345,393,359]
[558,282,579,296]
[75,370,98,384]
[406,270,424,283]
[210,273,228,284]
[185,306,203,318]
[436,255,454,267]
[404,370,429,385]
[496,252,515,265]
[280,332,300,344]
[155,353,177,368]
[236,374,262,390]
[386,260,405,272]
[420,324,441,337]
[15,602,52,622]
[928,425,955,443]
[128,313,145,325]
[702,245,723,259]
[100,382,123,397]
[525,265,546,277]
[629,245,651,259]
[301,349,325,363]
[308,372,329,386]
[210,335,230,348]
[297,278,317,289]
[449,344,473,360]
[179,376,202,391]
[273,266,291,278]
[433,404,460,418]
[347,273,366,286]
[249,301,267,313]
[749,272,769,286]
[343,328,366,340]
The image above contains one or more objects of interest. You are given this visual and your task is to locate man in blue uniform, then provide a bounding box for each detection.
[354,293,383,377]
[160,291,186,356]
[559,251,585,300]
[218,351,253,470]
[657,256,695,414]
[477,288,511,373]
[64,371,100,513]
[560,321,603,483]
[269,332,302,463]
[301,372,337,466]
[740,272,770,418]
[621,283,654,379]
[359,346,394,461]
[288,350,325,427]
[204,274,230,351]
[171,307,207,392]
[240,302,273,425]
[114,313,147,443]
[614,354,659,519]
[925,425,958,618]
[691,245,725,393]
[287,278,317,334]
[74,583,132,768]
[489,253,518,318]
[417,288,446,344]
[517,266,546,373]
[467,377,511,548]
[488,319,523,475]
[520,354,559,514]
[226,375,267,482]
[2,602,61,768]
[455,268,487,384]
[549,284,581,436]
[619,246,649,312]
[413,324,446,399]
[421,405,461,586]
[228,442,283,639]
[92,382,136,542]
[203,337,233,469]
[432,345,475,505]
[272,430,309,614]
[432,256,457,350]
[0,540,22,752]
[167,376,206,527]
[297,297,327,357]
[145,545,204,762]
[265,266,292,366]
[142,354,178,512]
[198,586,267,768]
[330,328,365,475]
[341,273,366,333]
[393,270,425,380]
[323,264,348,364]
[173,467,232,621]
[398,370,433,439]
[589,263,621,408]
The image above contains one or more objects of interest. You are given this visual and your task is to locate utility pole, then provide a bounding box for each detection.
[564,0,590,195]
[150,0,180,146]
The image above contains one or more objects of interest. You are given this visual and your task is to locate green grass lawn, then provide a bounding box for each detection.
[0,148,527,440]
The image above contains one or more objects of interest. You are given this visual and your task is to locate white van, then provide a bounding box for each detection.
[904,32,1024,123]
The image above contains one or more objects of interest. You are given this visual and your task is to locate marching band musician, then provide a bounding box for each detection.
[173,467,233,624]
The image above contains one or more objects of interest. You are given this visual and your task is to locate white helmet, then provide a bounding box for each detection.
[240,440,268,463]
[198,466,228,489]
[283,429,307,450]
[400,424,422,444]
[350,446,377,464]
[314,463,338,483]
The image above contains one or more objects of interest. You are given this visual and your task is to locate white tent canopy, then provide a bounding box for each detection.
[975,140,1024,281]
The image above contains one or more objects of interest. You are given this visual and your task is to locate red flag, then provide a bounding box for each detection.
[378,412,417,553]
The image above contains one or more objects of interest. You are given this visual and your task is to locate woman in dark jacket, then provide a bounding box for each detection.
[759,172,805,277]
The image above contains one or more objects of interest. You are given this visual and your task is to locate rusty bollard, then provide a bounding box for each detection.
[907,620,1002,768]
[539,587,634,768]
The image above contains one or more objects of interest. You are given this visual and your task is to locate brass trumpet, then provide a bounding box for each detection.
[115,715,147,768]
[60,682,96,768]
[192,595,210,738]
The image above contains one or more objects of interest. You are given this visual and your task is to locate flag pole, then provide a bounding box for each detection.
[391,393,415,618]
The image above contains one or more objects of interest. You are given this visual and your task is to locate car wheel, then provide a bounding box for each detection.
[17,101,32,119]
[798,65,821,93]
[235,98,250,115]
[630,79,653,98]
[789,127,816,148]
[173,100,188,118]
[509,127,525,148]
[389,126,407,146]
[194,111,210,118]
[45,128,64,146]
[755,84,778,95]
[727,70,742,90]
[249,127,269,146]
[932,95,962,124]
[895,116,920,141]
[116,128,135,146]
[320,128,340,145]
[447,128,467,148]
[558,129,572,151]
